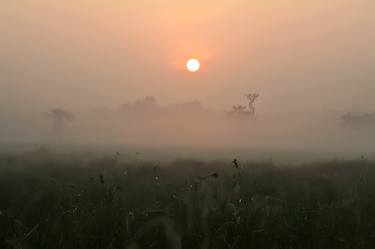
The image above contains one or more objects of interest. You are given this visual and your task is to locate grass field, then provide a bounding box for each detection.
[1,151,375,249]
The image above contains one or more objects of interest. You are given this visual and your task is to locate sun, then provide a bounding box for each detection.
[186,58,200,72]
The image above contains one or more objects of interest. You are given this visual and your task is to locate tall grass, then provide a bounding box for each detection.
[0,153,375,249]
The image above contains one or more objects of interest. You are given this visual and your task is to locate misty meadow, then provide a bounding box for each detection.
[1,0,375,248]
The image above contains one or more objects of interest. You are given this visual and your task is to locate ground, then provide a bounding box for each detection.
[1,152,375,249]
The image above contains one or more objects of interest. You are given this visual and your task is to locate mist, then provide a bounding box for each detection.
[0,95,374,164]
[1,0,375,161]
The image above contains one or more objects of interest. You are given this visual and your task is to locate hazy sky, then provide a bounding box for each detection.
[1,0,375,116]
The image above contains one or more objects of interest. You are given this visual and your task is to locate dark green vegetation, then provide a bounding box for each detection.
[1,152,375,249]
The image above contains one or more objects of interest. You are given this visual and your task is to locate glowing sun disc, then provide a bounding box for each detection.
[186,58,200,72]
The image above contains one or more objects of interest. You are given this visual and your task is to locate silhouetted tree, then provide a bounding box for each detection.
[341,112,375,126]
[120,96,157,112]
[229,93,260,118]
[245,93,260,116]
[45,108,75,137]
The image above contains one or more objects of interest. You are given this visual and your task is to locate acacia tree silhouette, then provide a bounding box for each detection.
[230,93,260,118]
